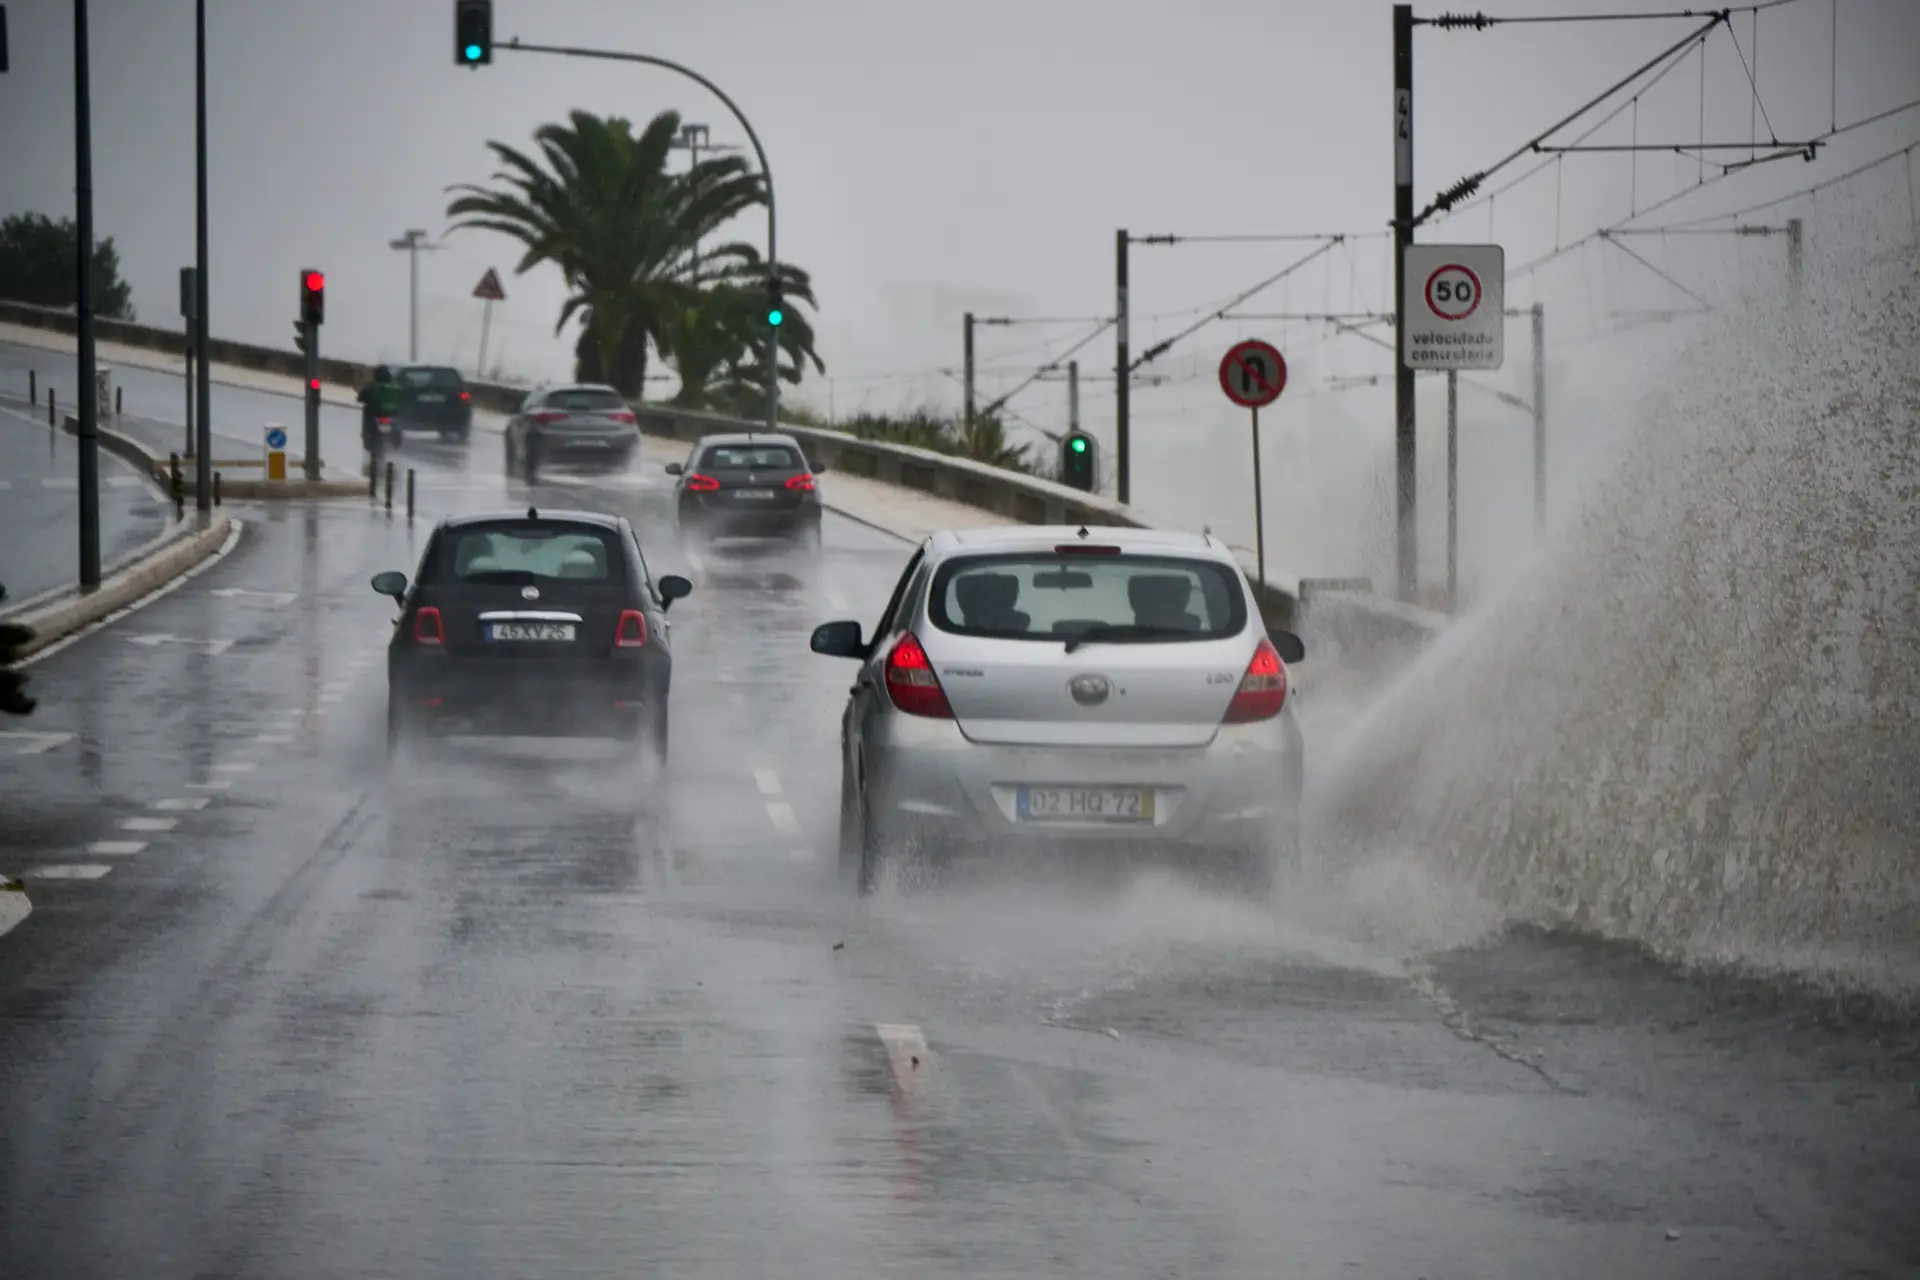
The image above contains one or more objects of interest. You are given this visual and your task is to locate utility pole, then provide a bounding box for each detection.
[1068,359,1080,435]
[1531,301,1546,538]
[963,311,975,433]
[1392,2,1417,601]
[74,0,101,587]
[389,229,441,363]
[194,0,211,511]
[1786,216,1804,290]
[1446,368,1458,609]
[1114,229,1131,504]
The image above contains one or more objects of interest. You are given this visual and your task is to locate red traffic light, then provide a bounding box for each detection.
[304,271,324,292]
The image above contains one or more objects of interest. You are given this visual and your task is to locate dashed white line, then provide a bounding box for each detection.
[875,1023,931,1091]
[88,840,148,855]
[212,761,256,773]
[765,802,800,835]
[152,797,210,812]
[20,519,246,668]
[186,779,232,791]
[0,731,76,755]
[28,864,112,880]
[0,882,29,939]
[119,817,177,832]
[754,768,783,796]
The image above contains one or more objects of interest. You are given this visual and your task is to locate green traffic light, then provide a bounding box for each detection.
[464,43,482,60]
[768,309,784,326]
[1070,436,1088,453]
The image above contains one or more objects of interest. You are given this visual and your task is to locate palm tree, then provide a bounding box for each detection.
[662,251,825,412]
[445,109,796,397]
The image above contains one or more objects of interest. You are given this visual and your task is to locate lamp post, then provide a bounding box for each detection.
[388,228,445,363]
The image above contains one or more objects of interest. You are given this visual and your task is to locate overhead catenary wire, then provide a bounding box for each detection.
[1131,237,1344,371]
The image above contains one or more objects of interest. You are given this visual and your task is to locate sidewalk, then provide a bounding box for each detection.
[0,400,172,610]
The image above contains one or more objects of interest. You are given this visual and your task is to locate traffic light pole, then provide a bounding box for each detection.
[962,311,975,434]
[1114,229,1130,505]
[1392,3,1416,602]
[496,39,780,429]
[194,0,212,510]
[304,321,321,481]
[73,0,101,588]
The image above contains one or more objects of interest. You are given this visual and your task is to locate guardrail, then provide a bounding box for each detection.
[2,298,1448,649]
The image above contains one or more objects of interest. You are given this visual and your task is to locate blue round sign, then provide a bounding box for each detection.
[265,427,288,449]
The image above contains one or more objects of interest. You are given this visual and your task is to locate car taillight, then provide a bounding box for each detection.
[608,410,636,424]
[687,473,720,491]
[378,416,392,426]
[459,391,471,401]
[1222,637,1287,722]
[413,606,445,646]
[785,473,815,492]
[614,609,648,648]
[885,632,952,718]
[531,410,565,424]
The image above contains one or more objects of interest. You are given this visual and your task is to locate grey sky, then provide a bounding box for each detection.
[3,0,1916,585]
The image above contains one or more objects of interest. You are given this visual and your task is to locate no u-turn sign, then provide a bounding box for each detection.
[1404,243,1505,371]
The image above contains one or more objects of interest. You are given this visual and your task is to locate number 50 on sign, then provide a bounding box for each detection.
[1403,243,1505,371]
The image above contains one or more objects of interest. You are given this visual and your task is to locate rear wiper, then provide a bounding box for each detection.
[1062,623,1191,654]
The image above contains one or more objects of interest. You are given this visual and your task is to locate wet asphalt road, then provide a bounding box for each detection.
[0,395,171,606]
[1,354,1917,1278]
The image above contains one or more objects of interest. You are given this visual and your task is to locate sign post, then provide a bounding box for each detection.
[179,267,197,458]
[472,268,506,377]
[1404,243,1505,610]
[1217,338,1288,590]
[264,423,289,483]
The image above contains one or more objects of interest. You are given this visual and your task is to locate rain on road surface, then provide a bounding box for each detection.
[1,347,1916,1279]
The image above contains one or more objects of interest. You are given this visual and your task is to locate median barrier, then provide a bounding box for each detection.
[57,414,364,501]
[6,514,238,659]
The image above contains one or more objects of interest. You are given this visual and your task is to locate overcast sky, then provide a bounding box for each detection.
[4,0,1916,583]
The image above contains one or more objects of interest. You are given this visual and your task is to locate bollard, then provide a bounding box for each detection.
[169,453,185,519]
[406,468,415,521]
[214,471,222,506]
[27,370,34,403]
[384,460,394,511]
[47,387,55,426]
[115,385,123,416]
[368,457,378,500]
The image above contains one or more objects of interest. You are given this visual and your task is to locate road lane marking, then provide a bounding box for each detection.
[0,880,29,939]
[88,841,148,855]
[119,817,177,832]
[754,768,783,796]
[765,802,799,835]
[39,477,78,490]
[212,761,256,773]
[27,864,112,880]
[875,1023,931,1092]
[187,780,233,791]
[255,733,292,745]
[20,519,246,668]
[153,797,210,811]
[0,731,75,754]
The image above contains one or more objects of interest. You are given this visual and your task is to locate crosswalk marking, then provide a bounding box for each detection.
[27,864,113,880]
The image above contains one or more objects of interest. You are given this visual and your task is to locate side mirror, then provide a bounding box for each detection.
[810,619,865,659]
[371,570,408,601]
[809,457,829,474]
[663,462,684,477]
[657,575,693,608]
[1268,628,1306,664]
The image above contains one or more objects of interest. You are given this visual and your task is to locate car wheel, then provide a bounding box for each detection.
[855,781,885,897]
[524,436,542,483]
[800,520,823,553]
[648,703,669,764]
[386,697,418,764]
[836,766,861,885]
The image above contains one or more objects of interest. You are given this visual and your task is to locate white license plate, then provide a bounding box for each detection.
[488,622,575,642]
[733,489,776,501]
[1017,787,1154,823]
[417,393,445,402]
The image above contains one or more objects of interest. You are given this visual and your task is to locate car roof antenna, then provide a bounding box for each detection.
[527,506,538,520]
[1076,525,1090,539]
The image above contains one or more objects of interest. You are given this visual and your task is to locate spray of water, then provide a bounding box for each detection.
[1316,224,1920,998]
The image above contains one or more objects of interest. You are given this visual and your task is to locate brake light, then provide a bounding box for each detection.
[785,473,815,492]
[378,416,392,426]
[1222,638,1288,722]
[413,606,445,646]
[531,410,565,424]
[459,391,471,401]
[885,632,952,718]
[686,473,720,491]
[1053,544,1121,555]
[614,609,648,648]
[608,410,636,424]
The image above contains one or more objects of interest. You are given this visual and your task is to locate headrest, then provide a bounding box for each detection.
[955,572,1020,614]
[1128,573,1193,615]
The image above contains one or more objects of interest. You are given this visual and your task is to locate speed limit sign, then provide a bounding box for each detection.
[1404,243,1504,370]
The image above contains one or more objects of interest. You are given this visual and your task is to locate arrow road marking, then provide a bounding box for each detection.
[89,841,148,855]
[0,731,75,755]
[125,633,236,656]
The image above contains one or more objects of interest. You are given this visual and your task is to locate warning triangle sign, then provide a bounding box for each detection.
[472,268,506,302]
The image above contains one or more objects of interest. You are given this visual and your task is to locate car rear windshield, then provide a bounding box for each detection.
[540,389,628,412]
[928,553,1247,641]
[430,524,623,585]
[399,367,464,389]
[699,444,801,470]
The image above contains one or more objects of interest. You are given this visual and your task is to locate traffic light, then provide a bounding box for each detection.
[292,322,309,354]
[455,0,492,66]
[1059,431,1097,491]
[300,268,324,326]
[767,277,784,328]
[0,585,35,717]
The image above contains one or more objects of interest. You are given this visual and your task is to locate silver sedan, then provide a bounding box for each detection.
[810,526,1306,896]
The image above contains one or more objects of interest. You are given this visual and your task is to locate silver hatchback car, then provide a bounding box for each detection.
[810,526,1306,896]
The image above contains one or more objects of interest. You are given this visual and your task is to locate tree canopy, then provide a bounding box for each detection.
[0,213,135,320]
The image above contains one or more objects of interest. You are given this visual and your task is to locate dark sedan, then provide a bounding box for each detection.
[668,433,823,549]
[372,508,691,758]
[393,365,474,444]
